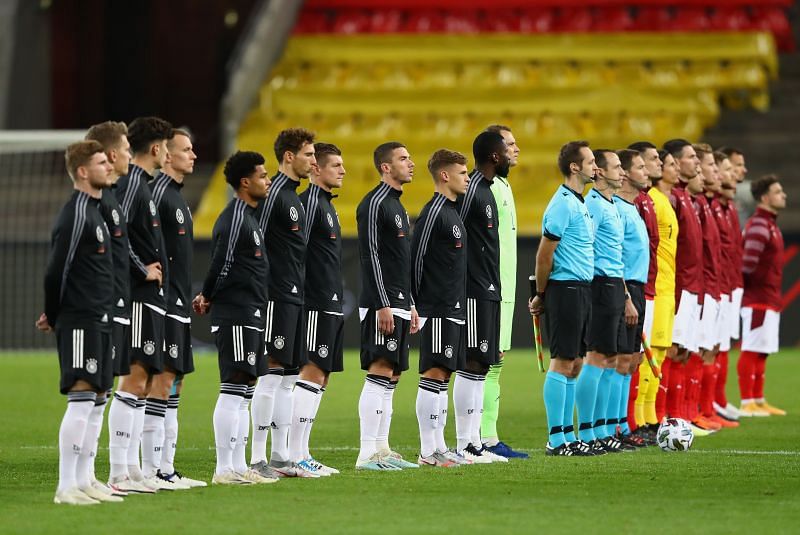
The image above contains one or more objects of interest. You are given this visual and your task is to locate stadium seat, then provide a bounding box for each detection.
[333,10,371,34]
[709,7,753,32]
[669,7,711,32]
[402,10,446,33]
[555,7,593,32]
[369,9,403,33]
[634,6,672,32]
[592,7,634,33]
[518,8,555,33]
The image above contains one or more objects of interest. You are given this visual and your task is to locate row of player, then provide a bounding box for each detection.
[530,139,787,456]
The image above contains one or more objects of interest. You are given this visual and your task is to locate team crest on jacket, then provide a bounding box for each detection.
[386,339,398,351]
[149,200,157,216]
[479,339,489,353]
[453,225,461,239]
[96,226,104,242]
[317,345,329,358]
[327,213,334,227]
[85,358,98,374]
[247,352,256,365]
[289,207,299,222]
[176,209,184,224]
[253,230,261,246]
[274,336,285,350]
[169,344,179,359]
[143,340,156,356]
[444,346,453,359]
[111,209,120,225]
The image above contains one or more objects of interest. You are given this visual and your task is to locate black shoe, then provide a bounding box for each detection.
[617,432,647,449]
[587,439,608,455]
[604,436,636,452]
[567,440,595,456]
[545,442,574,456]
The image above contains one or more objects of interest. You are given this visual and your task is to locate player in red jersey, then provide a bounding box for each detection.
[738,175,787,417]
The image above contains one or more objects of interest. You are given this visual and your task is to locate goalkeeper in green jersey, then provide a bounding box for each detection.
[481,125,528,458]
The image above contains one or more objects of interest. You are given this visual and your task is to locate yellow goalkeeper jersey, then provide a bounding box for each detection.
[649,187,678,299]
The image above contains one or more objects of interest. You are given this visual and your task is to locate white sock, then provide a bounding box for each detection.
[290,380,321,462]
[141,398,167,477]
[76,397,106,489]
[303,387,324,460]
[416,378,441,458]
[270,374,297,463]
[436,382,449,453]
[376,380,397,453]
[127,398,145,480]
[233,388,253,474]
[454,372,480,451]
[161,394,179,475]
[108,390,136,480]
[250,372,281,464]
[58,392,96,493]
[358,375,390,462]
[214,385,245,475]
[471,376,486,448]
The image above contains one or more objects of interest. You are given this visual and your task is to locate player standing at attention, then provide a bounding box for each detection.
[290,143,347,476]
[251,128,318,478]
[529,141,596,456]
[355,142,419,471]
[453,131,509,464]
[412,149,471,468]
[109,117,173,491]
[84,122,137,496]
[480,125,527,459]
[579,149,635,454]
[148,130,207,486]
[38,141,117,504]
[612,149,651,448]
[193,151,276,485]
[738,175,788,416]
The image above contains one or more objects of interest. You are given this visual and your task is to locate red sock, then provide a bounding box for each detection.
[667,360,686,418]
[655,358,671,422]
[715,351,729,406]
[738,351,758,400]
[628,369,639,432]
[685,354,704,421]
[753,354,768,400]
[700,363,718,417]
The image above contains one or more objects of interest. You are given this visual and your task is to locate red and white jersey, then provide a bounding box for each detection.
[742,207,784,310]
[694,194,721,301]
[671,183,704,301]
[725,203,744,289]
[635,190,659,299]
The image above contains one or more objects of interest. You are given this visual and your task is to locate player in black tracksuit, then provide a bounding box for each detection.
[354,142,419,470]
[452,131,510,461]
[194,151,270,483]
[411,149,470,466]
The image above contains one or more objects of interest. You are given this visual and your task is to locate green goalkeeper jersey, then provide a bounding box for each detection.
[490,175,517,304]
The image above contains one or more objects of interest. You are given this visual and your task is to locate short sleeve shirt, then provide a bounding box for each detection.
[542,184,594,282]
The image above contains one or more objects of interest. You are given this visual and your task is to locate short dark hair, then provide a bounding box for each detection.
[485,124,512,135]
[373,141,406,173]
[274,127,315,163]
[472,130,505,166]
[627,141,656,153]
[720,146,744,158]
[663,138,692,160]
[713,151,729,166]
[751,174,780,201]
[617,149,640,171]
[127,116,173,155]
[428,149,468,181]
[65,140,105,180]
[223,151,265,191]
[657,149,670,163]
[557,140,590,178]
[593,149,615,171]
[314,142,341,167]
[85,121,128,151]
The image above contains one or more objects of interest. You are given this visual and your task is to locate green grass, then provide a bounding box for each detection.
[1,349,799,534]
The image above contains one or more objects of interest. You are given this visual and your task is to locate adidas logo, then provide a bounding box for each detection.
[398,292,404,299]
[488,284,496,291]
[332,293,338,301]
[455,302,461,309]
[254,309,261,318]
[291,285,298,294]
[176,297,183,306]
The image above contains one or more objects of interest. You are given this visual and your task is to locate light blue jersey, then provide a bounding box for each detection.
[542,185,594,282]
[585,188,624,278]
[614,195,649,283]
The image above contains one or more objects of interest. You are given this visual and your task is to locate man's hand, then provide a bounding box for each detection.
[376,306,394,335]
[624,297,638,327]
[192,293,210,315]
[409,307,420,334]
[529,295,544,317]
[35,312,53,332]
[145,262,163,287]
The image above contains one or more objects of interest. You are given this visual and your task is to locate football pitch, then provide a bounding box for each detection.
[1,349,798,534]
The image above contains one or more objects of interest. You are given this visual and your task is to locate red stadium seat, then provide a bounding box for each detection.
[369,9,404,33]
[332,9,371,34]
[669,7,711,32]
[555,7,593,32]
[633,6,672,32]
[480,10,521,32]
[592,6,634,32]
[518,8,555,33]
[709,7,753,31]
[402,10,446,33]
[752,7,794,51]
[293,10,330,34]
[444,10,480,33]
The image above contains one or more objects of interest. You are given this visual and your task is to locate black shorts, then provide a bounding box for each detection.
[419,317,466,373]
[544,280,591,360]
[305,309,344,373]
[618,281,646,354]
[214,324,268,383]
[56,325,113,394]
[360,308,410,373]
[164,316,194,375]
[112,320,130,377]
[265,301,307,369]
[588,276,626,355]
[130,301,165,373]
[465,298,500,365]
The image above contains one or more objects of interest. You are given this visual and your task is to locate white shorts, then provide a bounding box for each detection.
[642,297,655,352]
[718,294,731,351]
[697,295,720,351]
[740,306,780,354]
[673,290,701,352]
[730,287,743,340]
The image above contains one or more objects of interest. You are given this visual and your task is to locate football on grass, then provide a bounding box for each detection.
[657,418,694,452]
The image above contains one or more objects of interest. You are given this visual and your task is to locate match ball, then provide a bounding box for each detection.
[657,418,694,452]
